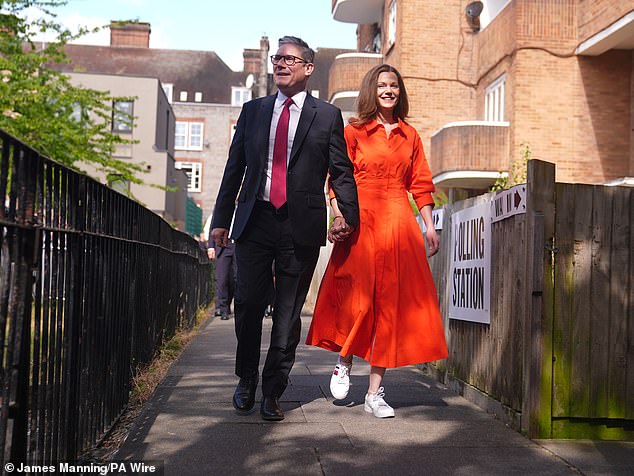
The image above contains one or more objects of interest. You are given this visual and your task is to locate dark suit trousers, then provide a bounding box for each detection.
[234,200,319,397]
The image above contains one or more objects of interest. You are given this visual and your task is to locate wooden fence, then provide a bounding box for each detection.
[427,159,633,439]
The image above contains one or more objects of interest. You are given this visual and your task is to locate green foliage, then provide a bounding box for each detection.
[491,143,531,191]
[0,0,147,185]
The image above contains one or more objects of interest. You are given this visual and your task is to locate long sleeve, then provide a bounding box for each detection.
[327,111,359,227]
[406,132,435,210]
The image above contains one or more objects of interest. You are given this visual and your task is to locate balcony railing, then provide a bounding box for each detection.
[328,52,382,110]
[431,121,510,189]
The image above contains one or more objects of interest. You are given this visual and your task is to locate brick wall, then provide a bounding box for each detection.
[578,0,634,43]
[390,0,476,156]
[431,123,510,174]
[573,50,631,182]
[330,0,633,184]
[110,22,151,48]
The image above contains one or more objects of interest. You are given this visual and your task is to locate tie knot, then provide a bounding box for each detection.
[284,98,294,108]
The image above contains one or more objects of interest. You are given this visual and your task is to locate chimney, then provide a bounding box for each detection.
[110,21,151,48]
[242,48,260,74]
[257,36,269,97]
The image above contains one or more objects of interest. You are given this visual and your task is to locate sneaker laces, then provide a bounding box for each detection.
[334,363,350,380]
[371,387,389,406]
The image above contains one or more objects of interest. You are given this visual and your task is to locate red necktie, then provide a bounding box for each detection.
[270,97,293,209]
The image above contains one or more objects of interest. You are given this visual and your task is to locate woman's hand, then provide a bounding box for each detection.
[425,227,440,257]
[328,216,354,243]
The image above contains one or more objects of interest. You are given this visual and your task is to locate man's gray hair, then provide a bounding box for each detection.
[278,36,315,63]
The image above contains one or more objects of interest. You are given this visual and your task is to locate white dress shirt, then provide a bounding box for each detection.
[258,90,307,201]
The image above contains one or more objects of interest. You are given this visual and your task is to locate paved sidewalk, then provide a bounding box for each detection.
[117,314,634,475]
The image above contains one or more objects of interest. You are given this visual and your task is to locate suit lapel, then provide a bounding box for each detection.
[258,95,276,165]
[289,94,317,166]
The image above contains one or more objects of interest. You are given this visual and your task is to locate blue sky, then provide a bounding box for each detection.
[37,0,358,71]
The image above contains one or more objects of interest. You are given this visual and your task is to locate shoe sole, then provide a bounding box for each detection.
[364,404,395,418]
[261,414,284,421]
[234,406,256,415]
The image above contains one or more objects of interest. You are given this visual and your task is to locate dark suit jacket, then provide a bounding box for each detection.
[211,93,359,247]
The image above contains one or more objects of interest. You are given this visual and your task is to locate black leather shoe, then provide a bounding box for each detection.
[232,374,258,414]
[260,395,284,421]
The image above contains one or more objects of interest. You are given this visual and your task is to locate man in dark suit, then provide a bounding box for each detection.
[211,36,358,421]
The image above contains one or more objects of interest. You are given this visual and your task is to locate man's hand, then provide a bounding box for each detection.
[211,228,230,248]
[207,248,216,260]
[328,216,354,243]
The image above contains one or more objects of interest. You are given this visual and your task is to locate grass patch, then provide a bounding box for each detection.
[80,305,213,462]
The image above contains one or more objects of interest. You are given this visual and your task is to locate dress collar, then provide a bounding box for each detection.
[364,117,406,135]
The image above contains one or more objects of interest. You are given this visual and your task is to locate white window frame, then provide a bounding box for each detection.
[179,91,188,102]
[387,0,397,49]
[175,161,202,193]
[162,83,173,103]
[485,75,506,122]
[194,91,203,102]
[231,86,252,106]
[175,121,205,151]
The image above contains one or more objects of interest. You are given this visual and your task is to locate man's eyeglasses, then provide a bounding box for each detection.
[270,54,308,66]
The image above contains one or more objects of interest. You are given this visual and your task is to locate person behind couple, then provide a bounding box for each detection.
[306,63,449,418]
[210,35,359,421]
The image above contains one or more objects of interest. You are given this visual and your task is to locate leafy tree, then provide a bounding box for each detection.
[0,0,147,186]
[491,143,531,191]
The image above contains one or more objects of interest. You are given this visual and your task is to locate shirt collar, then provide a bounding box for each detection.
[276,90,307,109]
[364,117,405,135]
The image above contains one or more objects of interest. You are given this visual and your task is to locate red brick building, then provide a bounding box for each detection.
[329,0,634,194]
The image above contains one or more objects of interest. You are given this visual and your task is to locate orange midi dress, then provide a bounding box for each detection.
[306,119,448,368]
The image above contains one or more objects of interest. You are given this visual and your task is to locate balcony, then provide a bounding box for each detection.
[332,0,384,24]
[577,10,634,55]
[431,121,510,190]
[328,52,382,111]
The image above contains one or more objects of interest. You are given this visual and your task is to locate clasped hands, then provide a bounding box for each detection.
[328,216,354,243]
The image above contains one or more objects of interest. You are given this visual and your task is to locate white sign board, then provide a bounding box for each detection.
[491,184,526,223]
[449,202,491,324]
[418,208,444,232]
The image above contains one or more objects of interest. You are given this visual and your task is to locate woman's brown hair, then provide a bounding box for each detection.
[349,64,409,126]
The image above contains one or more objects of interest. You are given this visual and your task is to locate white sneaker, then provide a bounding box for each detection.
[329,363,351,400]
[364,387,395,418]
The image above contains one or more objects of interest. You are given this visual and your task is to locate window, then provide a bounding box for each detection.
[311,89,320,99]
[485,75,505,122]
[175,121,205,151]
[194,92,203,102]
[387,0,397,49]
[231,87,252,106]
[112,100,133,133]
[175,162,202,192]
[163,83,173,103]
[180,91,188,102]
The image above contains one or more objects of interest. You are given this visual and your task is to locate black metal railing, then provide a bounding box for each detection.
[0,129,211,467]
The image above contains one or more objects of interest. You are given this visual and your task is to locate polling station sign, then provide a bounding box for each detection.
[449,202,491,324]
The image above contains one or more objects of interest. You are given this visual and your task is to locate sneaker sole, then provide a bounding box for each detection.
[364,404,395,418]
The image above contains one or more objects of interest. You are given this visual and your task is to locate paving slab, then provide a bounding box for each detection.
[116,314,632,475]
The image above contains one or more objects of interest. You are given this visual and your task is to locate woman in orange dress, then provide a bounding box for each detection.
[306,64,448,418]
